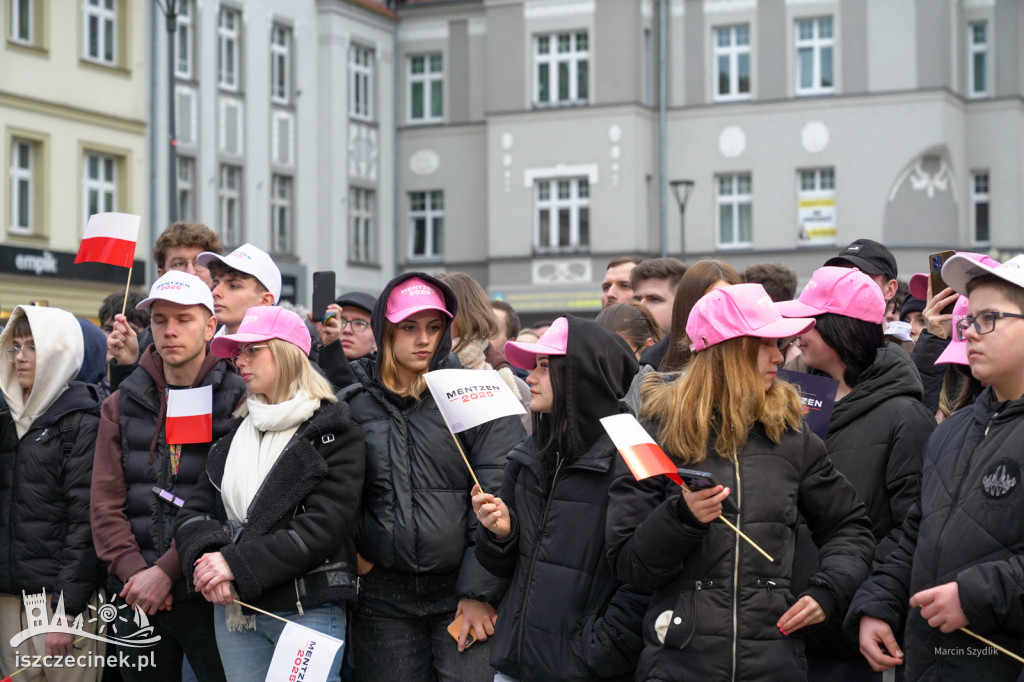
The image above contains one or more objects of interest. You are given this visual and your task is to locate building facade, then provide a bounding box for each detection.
[1,0,148,320]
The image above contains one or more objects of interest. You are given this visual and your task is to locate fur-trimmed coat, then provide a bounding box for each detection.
[175,400,365,612]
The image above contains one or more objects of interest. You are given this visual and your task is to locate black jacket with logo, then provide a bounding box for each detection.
[846,387,1024,681]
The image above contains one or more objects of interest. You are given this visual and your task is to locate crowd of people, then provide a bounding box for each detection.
[1,220,1023,682]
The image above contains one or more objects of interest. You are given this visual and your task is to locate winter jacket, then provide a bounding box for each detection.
[911,331,948,415]
[91,346,246,599]
[607,420,875,682]
[846,387,1024,682]
[474,316,646,682]
[342,272,524,603]
[175,401,365,612]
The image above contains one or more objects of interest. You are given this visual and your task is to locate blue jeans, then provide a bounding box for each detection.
[213,603,346,682]
[352,569,494,682]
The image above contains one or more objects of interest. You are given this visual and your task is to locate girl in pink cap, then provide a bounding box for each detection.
[606,283,875,682]
[175,306,365,681]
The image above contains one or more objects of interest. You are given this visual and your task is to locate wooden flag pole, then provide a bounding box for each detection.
[959,627,1024,665]
[235,599,294,626]
[120,266,133,317]
[675,482,774,563]
[450,432,482,491]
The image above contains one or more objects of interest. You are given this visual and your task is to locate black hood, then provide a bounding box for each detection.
[563,316,639,450]
[369,272,459,376]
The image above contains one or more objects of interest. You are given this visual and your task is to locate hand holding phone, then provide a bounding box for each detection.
[928,251,956,315]
[447,613,476,649]
[677,468,739,516]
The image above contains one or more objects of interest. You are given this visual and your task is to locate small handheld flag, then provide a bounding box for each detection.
[166,386,214,445]
[263,621,344,682]
[75,212,140,268]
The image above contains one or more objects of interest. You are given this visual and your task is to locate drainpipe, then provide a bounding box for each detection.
[147,3,160,284]
[658,0,668,257]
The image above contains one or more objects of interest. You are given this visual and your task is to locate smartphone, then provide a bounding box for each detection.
[311,271,336,323]
[447,613,476,648]
[928,250,956,315]
[677,468,739,515]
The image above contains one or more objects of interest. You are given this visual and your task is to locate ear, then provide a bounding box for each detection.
[204,314,218,342]
[883,279,899,302]
[260,291,276,307]
[156,267,166,278]
[642,337,656,351]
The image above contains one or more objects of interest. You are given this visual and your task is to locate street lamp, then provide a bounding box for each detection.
[669,179,695,262]
[154,0,182,223]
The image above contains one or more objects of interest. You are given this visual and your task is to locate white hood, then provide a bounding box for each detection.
[0,305,84,438]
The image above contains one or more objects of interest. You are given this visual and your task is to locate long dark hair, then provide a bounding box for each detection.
[813,313,884,387]
[531,354,584,474]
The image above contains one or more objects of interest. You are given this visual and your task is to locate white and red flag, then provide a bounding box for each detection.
[75,212,140,268]
[600,413,682,485]
[264,621,344,682]
[165,386,213,445]
[425,369,526,434]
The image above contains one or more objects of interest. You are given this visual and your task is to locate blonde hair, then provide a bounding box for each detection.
[436,272,499,353]
[639,336,803,463]
[234,338,335,415]
[377,320,432,399]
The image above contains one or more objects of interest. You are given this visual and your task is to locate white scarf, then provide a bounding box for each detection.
[221,390,320,524]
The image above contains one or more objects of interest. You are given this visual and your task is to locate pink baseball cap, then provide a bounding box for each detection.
[935,295,971,366]
[137,271,215,315]
[505,316,569,370]
[687,284,815,352]
[942,252,1016,296]
[910,253,999,300]
[384,277,453,324]
[211,306,311,358]
[777,266,885,324]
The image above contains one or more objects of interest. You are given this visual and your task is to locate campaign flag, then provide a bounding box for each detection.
[75,212,140,268]
[425,369,526,434]
[264,622,343,682]
[165,386,213,445]
[600,413,682,485]
[777,369,839,441]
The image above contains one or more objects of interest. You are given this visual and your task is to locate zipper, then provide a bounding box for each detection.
[730,459,742,682]
[515,455,564,671]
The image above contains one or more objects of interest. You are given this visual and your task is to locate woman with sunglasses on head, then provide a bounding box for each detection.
[174,306,365,682]
[341,273,525,682]
[607,283,874,681]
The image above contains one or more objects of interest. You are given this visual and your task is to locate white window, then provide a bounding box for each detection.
[271,24,291,105]
[972,171,990,244]
[797,168,836,244]
[175,0,193,79]
[409,191,444,260]
[408,53,443,123]
[535,32,589,106]
[218,164,242,245]
[716,173,752,247]
[796,17,833,96]
[968,21,988,98]
[83,0,116,65]
[10,0,33,44]
[83,152,117,226]
[535,178,590,252]
[715,24,751,101]
[177,156,195,222]
[218,7,240,91]
[349,45,374,121]
[349,187,375,264]
[271,175,292,253]
[9,140,33,235]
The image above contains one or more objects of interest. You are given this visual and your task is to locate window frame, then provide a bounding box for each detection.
[797,168,836,245]
[271,23,292,105]
[971,171,990,245]
[9,139,34,236]
[534,31,590,107]
[176,156,195,222]
[715,173,753,249]
[408,190,444,261]
[713,24,751,102]
[10,0,34,45]
[349,45,374,121]
[271,174,293,253]
[217,6,241,92]
[217,164,242,246]
[174,0,193,80]
[408,53,444,124]
[82,0,117,66]
[533,177,590,253]
[967,20,988,99]
[82,150,117,228]
[349,186,376,264]
[795,16,834,96]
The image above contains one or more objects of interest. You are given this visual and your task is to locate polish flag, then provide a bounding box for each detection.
[75,212,140,268]
[600,413,682,485]
[166,386,213,445]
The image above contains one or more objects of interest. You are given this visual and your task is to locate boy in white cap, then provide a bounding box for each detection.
[197,243,281,335]
[91,272,246,682]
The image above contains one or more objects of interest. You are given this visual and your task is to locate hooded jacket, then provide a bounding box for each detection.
[342,272,525,602]
[0,306,102,616]
[847,387,1024,681]
[474,316,648,682]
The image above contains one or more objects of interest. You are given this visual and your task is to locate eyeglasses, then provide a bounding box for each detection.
[338,318,370,332]
[954,311,1024,341]
[230,344,270,366]
[4,344,36,362]
[166,258,209,273]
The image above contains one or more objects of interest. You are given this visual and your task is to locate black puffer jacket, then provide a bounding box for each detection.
[607,420,875,682]
[175,401,365,612]
[911,331,948,415]
[475,316,647,682]
[846,387,1024,682]
[0,382,102,616]
[343,272,525,602]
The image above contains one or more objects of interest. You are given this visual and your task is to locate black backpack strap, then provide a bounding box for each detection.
[56,412,83,481]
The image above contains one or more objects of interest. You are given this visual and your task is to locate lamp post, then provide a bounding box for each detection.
[669,179,695,262]
[154,0,182,223]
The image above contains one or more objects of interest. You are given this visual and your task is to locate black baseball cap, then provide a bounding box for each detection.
[335,291,377,315]
[825,239,899,281]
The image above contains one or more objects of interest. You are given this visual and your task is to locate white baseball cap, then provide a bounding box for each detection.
[197,243,282,303]
[136,271,215,315]
[942,253,1024,296]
